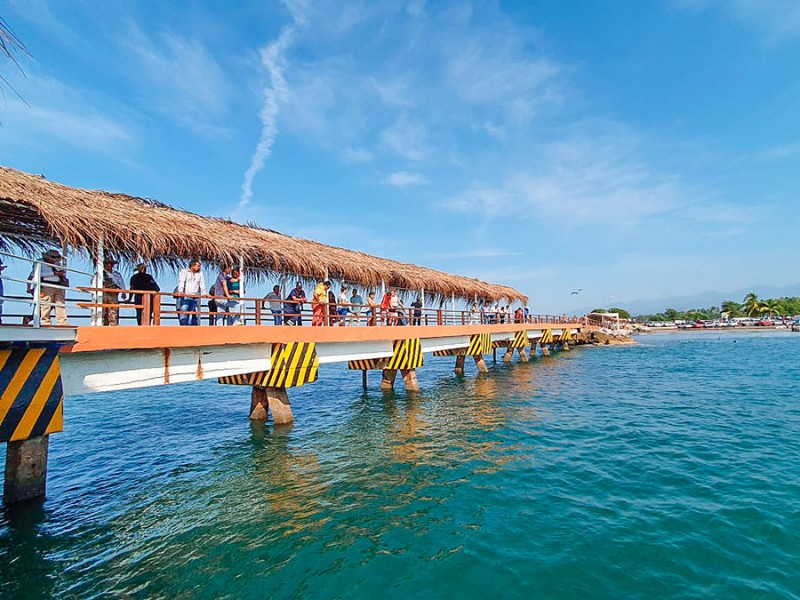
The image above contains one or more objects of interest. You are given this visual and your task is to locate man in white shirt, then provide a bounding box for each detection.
[35,249,69,326]
[264,284,282,325]
[337,286,350,327]
[175,259,206,326]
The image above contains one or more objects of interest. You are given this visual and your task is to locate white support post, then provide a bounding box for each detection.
[32,261,41,328]
[93,236,104,326]
[451,292,456,326]
[239,256,245,324]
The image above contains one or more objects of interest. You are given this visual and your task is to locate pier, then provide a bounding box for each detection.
[0,166,592,505]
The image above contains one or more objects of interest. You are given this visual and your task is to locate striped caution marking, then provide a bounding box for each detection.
[560,327,573,342]
[349,339,423,370]
[219,342,319,388]
[387,339,423,370]
[433,348,467,357]
[348,358,391,370]
[467,333,492,356]
[264,342,319,388]
[511,330,530,348]
[0,345,64,443]
[539,329,554,344]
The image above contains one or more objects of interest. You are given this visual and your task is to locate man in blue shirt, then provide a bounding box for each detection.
[284,282,306,326]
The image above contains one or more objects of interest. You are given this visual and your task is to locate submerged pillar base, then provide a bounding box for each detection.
[473,355,489,373]
[503,348,512,363]
[251,386,293,424]
[381,369,397,391]
[541,344,551,356]
[454,355,465,375]
[4,436,49,506]
[562,342,571,351]
[401,369,419,392]
[519,348,529,363]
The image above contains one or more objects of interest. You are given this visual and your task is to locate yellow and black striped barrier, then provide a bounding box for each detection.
[538,329,554,345]
[467,333,492,356]
[433,348,467,357]
[0,345,64,443]
[349,339,423,370]
[512,330,530,348]
[559,328,573,342]
[219,342,319,388]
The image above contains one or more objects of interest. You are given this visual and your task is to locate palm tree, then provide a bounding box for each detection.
[742,293,764,317]
[0,17,29,103]
[764,299,783,318]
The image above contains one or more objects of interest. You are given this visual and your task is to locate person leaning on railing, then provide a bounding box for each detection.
[129,263,160,325]
[264,285,283,325]
[175,259,206,326]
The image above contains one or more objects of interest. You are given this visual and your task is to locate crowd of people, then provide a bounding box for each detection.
[12,254,534,328]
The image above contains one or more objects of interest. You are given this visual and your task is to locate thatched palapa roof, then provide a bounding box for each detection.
[0,166,526,302]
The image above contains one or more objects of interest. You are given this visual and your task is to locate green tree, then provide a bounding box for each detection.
[721,300,741,318]
[664,308,681,321]
[742,293,765,317]
[764,299,783,317]
[591,308,608,314]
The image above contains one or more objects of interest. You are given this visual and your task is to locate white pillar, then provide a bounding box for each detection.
[451,292,456,325]
[93,235,104,326]
[239,256,245,324]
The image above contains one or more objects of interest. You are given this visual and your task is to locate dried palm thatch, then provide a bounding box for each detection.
[0,166,526,303]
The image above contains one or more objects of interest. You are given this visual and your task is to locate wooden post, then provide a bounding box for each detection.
[473,355,488,373]
[255,299,263,326]
[381,368,397,390]
[362,369,368,390]
[454,354,465,375]
[142,293,152,326]
[4,436,49,505]
[152,294,162,326]
[401,369,419,392]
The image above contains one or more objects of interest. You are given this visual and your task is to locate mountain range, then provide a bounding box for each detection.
[581,283,800,316]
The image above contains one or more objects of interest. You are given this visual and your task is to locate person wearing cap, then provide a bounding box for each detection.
[311,280,330,326]
[36,249,69,326]
[92,256,128,326]
[284,282,306,326]
[129,263,160,325]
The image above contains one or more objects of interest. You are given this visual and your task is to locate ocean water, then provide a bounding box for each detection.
[1,331,799,599]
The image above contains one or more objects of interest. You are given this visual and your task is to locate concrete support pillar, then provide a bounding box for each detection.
[503,347,513,363]
[250,386,269,421]
[541,344,551,356]
[473,355,489,373]
[454,354,465,375]
[362,369,368,390]
[251,386,293,424]
[518,347,529,363]
[401,369,419,392]
[562,342,571,351]
[381,369,397,391]
[4,436,49,505]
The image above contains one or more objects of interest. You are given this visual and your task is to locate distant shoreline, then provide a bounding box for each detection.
[637,326,794,334]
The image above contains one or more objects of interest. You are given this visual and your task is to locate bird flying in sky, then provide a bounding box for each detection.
[570,289,582,295]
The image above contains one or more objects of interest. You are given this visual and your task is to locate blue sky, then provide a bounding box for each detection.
[2,0,799,312]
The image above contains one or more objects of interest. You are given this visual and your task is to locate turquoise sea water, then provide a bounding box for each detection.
[1,331,799,599]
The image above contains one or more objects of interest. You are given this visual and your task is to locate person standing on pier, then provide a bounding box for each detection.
[366,291,378,326]
[337,286,349,326]
[411,296,423,326]
[35,249,69,326]
[311,280,330,326]
[349,288,363,325]
[327,287,338,326]
[176,259,206,326]
[212,266,232,326]
[264,285,283,325]
[129,263,160,325]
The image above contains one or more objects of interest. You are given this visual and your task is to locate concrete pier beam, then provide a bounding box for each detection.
[473,355,489,373]
[4,436,49,505]
[400,369,419,392]
[454,355,465,375]
[381,369,397,391]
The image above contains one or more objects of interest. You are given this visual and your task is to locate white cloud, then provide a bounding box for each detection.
[676,0,800,40]
[122,26,232,137]
[381,114,430,160]
[0,71,136,154]
[384,171,428,187]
